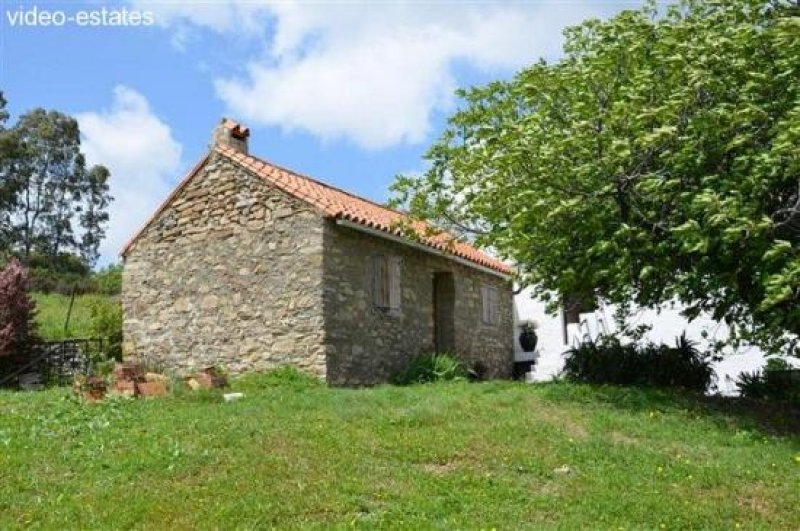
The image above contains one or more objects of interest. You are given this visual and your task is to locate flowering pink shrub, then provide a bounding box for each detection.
[0,259,38,360]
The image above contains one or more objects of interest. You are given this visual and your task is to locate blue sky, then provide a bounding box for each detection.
[0,0,641,264]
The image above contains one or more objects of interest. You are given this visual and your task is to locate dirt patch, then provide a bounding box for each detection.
[736,489,773,517]
[533,402,590,440]
[609,431,640,445]
[419,462,458,475]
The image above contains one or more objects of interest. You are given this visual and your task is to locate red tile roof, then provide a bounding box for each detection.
[121,145,511,276]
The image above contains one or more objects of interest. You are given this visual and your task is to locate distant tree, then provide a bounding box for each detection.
[0,259,38,361]
[392,0,800,355]
[4,108,112,266]
[0,92,7,126]
[79,165,111,265]
[0,91,18,253]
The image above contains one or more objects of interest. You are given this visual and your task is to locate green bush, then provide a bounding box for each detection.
[393,353,467,385]
[24,253,91,276]
[22,253,94,295]
[28,267,96,295]
[93,264,122,295]
[91,358,116,378]
[89,297,123,361]
[11,255,122,296]
[562,334,715,393]
[736,358,799,402]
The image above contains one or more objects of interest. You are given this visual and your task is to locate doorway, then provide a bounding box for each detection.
[433,272,455,353]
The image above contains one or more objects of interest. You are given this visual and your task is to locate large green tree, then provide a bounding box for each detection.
[0,106,112,266]
[392,0,800,355]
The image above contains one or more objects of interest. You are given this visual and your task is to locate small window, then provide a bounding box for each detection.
[481,285,499,325]
[370,254,401,311]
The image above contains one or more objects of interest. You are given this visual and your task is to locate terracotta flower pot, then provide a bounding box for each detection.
[80,377,107,402]
[136,381,168,397]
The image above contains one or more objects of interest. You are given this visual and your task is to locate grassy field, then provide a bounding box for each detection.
[1,376,799,529]
[32,293,110,340]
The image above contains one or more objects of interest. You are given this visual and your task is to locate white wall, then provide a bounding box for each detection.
[513,287,780,395]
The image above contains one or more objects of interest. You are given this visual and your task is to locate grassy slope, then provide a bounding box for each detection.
[0,378,798,529]
[32,293,110,340]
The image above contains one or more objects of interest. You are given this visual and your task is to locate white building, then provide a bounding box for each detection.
[513,287,773,395]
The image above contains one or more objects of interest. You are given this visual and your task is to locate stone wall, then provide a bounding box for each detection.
[322,223,514,386]
[122,153,327,377]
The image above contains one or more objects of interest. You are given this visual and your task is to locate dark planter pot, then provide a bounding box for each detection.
[513,360,536,380]
[519,330,538,353]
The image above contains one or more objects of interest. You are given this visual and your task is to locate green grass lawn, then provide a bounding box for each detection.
[1,376,798,529]
[32,293,111,340]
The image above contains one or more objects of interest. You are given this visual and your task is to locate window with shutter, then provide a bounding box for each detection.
[371,254,401,311]
[388,255,402,310]
[481,285,498,325]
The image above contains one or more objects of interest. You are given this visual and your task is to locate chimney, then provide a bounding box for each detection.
[212,117,250,154]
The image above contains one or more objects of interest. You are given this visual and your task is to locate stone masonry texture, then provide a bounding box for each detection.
[123,154,327,377]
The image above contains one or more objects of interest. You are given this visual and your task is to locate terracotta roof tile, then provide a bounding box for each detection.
[214,145,511,275]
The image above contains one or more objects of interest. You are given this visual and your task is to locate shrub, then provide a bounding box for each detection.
[736,358,799,402]
[91,358,116,378]
[562,334,715,393]
[25,252,91,276]
[393,353,466,385]
[0,260,39,365]
[93,264,122,295]
[28,267,96,295]
[89,297,122,361]
[24,253,94,295]
[14,255,121,296]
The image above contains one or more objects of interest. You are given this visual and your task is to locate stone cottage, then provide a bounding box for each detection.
[121,119,513,385]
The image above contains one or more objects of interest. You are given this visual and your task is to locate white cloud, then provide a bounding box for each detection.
[76,86,183,265]
[215,28,456,149]
[130,1,619,149]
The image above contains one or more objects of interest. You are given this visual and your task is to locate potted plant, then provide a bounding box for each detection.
[73,375,108,402]
[518,320,539,353]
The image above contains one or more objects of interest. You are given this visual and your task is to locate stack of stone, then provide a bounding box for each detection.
[73,375,108,402]
[111,361,169,397]
[185,366,228,391]
[111,362,141,397]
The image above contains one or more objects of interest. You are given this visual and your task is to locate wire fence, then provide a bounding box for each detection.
[0,338,103,388]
